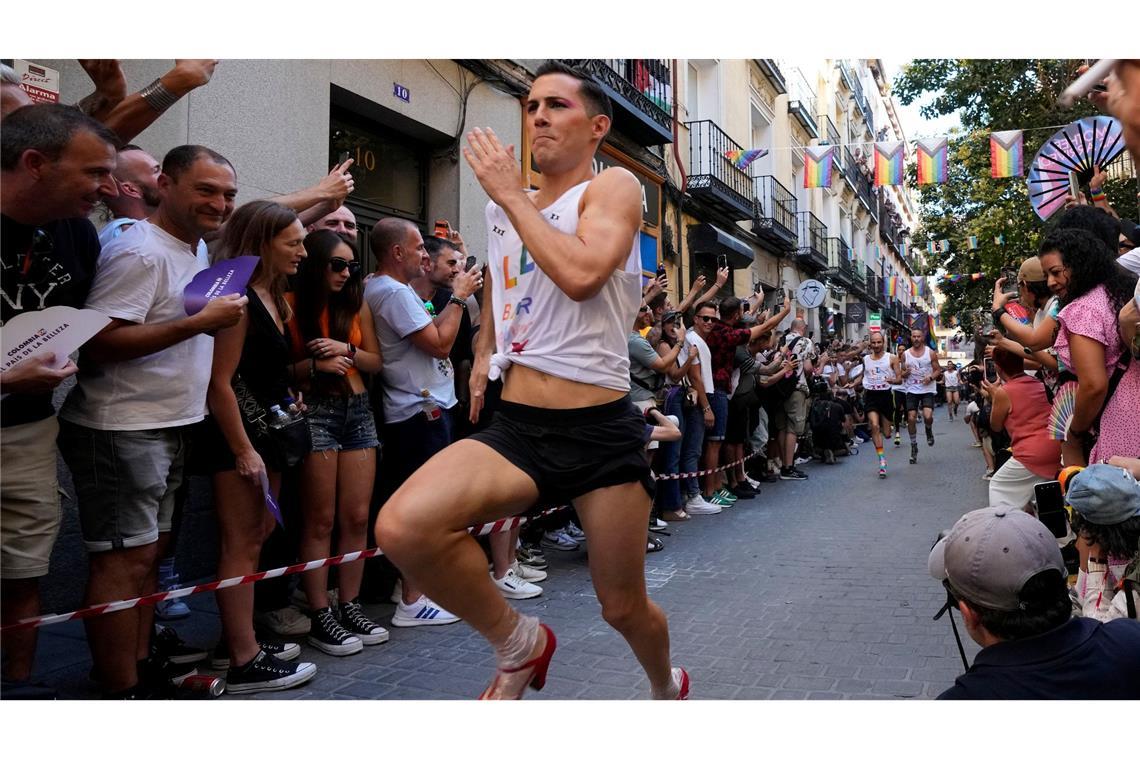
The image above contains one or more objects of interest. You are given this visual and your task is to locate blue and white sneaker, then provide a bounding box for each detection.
[541,529,580,552]
[391,595,460,628]
[563,523,586,543]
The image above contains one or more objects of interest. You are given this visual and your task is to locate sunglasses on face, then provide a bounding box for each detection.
[639,305,650,313]
[696,315,716,322]
[328,258,361,275]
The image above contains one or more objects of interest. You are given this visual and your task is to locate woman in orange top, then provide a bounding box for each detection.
[286,229,385,656]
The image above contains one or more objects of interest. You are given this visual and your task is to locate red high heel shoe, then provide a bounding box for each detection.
[479,623,557,700]
[676,667,690,700]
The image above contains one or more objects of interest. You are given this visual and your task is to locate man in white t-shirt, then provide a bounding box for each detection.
[57,145,246,698]
[364,217,480,628]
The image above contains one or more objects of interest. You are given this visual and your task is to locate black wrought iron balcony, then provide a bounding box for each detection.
[866,273,882,308]
[855,169,876,218]
[843,146,858,192]
[850,257,867,295]
[837,60,855,94]
[754,59,787,94]
[752,175,798,253]
[685,120,754,221]
[796,211,828,271]
[565,59,673,146]
[788,95,816,139]
[878,189,900,250]
[825,237,854,287]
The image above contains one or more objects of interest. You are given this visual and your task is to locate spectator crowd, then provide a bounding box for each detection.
[2,58,1139,701]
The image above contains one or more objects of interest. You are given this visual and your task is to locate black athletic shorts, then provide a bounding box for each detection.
[469,395,654,509]
[864,389,894,420]
[905,392,936,412]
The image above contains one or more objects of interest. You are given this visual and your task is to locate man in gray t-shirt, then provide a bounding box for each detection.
[628,302,685,407]
[364,218,480,628]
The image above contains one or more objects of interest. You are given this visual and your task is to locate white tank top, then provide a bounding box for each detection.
[904,346,936,394]
[485,179,642,392]
[862,352,894,391]
[944,369,960,387]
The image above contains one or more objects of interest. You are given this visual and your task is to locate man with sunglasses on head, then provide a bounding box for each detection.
[0,104,120,699]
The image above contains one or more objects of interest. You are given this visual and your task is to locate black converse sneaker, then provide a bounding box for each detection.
[308,607,364,656]
[336,599,389,646]
[210,640,301,670]
[224,650,316,695]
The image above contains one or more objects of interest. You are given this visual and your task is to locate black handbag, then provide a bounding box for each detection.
[232,373,311,470]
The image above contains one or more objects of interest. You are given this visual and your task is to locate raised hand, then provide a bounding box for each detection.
[463,127,525,206]
[319,159,355,206]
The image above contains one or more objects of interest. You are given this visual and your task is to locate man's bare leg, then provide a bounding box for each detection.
[574,482,677,696]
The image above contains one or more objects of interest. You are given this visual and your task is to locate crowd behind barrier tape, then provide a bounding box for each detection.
[1,451,766,632]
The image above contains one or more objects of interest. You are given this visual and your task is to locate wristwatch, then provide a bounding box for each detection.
[347,342,357,358]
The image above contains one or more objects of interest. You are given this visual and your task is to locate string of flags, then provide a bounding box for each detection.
[756,131,1033,189]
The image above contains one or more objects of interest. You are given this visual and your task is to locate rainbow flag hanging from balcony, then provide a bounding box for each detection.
[915,138,948,185]
[804,146,835,188]
[899,242,907,258]
[990,130,1024,178]
[724,148,768,171]
[874,141,905,187]
[884,276,897,298]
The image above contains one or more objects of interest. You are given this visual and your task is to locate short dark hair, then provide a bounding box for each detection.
[423,234,459,264]
[696,302,718,315]
[1051,204,1121,256]
[647,291,667,312]
[370,217,415,263]
[533,61,613,124]
[719,297,743,321]
[161,145,234,182]
[966,569,1071,641]
[1,103,120,171]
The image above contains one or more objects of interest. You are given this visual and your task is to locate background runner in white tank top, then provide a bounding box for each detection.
[904,346,936,395]
[944,368,960,388]
[862,353,894,391]
[484,180,642,391]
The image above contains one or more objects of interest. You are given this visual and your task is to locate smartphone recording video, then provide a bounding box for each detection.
[1033,480,1069,539]
[984,357,998,384]
[1002,268,1018,296]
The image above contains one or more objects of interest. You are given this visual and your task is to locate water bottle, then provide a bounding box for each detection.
[267,404,291,430]
[283,395,303,419]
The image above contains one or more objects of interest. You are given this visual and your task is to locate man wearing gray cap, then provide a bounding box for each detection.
[929,507,1140,699]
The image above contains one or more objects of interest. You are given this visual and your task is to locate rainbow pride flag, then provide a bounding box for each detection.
[990,130,1023,178]
[874,141,905,187]
[916,138,948,185]
[884,275,898,298]
[804,146,834,188]
[724,148,768,171]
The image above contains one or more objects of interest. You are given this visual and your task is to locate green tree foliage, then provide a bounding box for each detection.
[894,59,1134,332]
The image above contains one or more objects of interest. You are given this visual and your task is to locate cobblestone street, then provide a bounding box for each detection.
[34,410,985,700]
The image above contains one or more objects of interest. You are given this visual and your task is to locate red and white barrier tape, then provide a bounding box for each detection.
[2,451,768,632]
[0,506,566,633]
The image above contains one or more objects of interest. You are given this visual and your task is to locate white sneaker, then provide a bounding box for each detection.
[510,559,547,583]
[744,476,762,490]
[563,523,586,543]
[391,595,460,627]
[253,606,311,636]
[491,568,543,600]
[541,529,580,551]
[794,456,812,466]
[684,493,722,515]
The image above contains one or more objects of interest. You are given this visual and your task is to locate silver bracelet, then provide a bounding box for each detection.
[139,78,179,112]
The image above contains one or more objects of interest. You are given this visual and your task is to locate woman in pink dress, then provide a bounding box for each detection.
[1039,228,1140,466]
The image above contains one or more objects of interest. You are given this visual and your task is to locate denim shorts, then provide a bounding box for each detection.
[306,391,380,452]
[706,390,729,442]
[58,421,186,553]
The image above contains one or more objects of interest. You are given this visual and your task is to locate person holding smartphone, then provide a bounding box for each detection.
[982,348,1062,511]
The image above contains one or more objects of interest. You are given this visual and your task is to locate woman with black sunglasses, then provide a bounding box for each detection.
[285,229,386,656]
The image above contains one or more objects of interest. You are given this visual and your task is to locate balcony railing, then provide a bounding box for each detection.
[866,273,882,307]
[842,146,858,192]
[878,189,901,251]
[788,69,819,139]
[837,60,855,93]
[826,237,854,287]
[855,168,877,217]
[819,115,843,175]
[685,120,754,220]
[752,175,798,252]
[850,67,873,133]
[568,59,673,146]
[796,211,828,271]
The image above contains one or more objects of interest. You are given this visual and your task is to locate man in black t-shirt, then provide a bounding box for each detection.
[0,104,119,698]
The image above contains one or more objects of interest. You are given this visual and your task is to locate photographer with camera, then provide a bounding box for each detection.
[929,507,1140,699]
